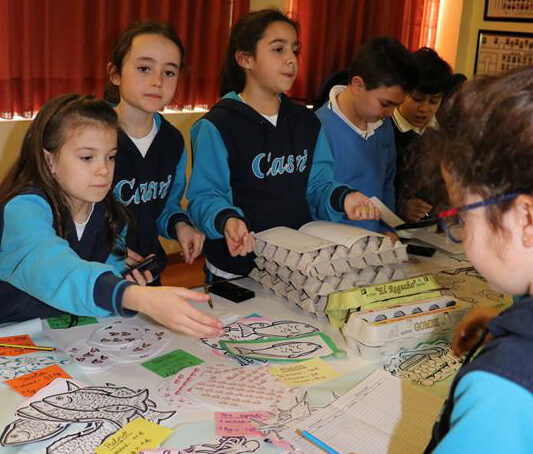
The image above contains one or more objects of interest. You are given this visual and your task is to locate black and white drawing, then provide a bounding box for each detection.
[1,380,175,453]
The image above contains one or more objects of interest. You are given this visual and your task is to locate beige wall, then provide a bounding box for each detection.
[250,0,288,12]
[455,0,533,77]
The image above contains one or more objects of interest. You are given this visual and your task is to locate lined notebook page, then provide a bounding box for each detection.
[281,369,444,454]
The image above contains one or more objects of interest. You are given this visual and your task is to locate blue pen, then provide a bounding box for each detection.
[296,429,340,454]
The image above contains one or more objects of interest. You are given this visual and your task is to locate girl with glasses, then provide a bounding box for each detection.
[425,67,533,453]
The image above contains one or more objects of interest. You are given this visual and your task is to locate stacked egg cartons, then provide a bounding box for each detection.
[249,235,408,315]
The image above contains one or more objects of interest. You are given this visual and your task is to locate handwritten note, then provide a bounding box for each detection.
[5,364,70,397]
[141,349,204,378]
[47,314,98,329]
[95,417,172,454]
[215,411,270,437]
[0,335,36,356]
[269,357,340,387]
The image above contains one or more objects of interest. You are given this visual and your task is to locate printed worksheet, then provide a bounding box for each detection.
[280,369,443,454]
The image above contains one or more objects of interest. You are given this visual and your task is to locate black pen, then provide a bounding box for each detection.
[203,283,214,309]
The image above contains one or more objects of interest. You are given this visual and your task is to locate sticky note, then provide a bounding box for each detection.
[0,335,36,356]
[215,411,270,437]
[269,357,340,387]
[141,349,203,378]
[95,417,172,454]
[5,364,70,397]
[47,315,98,329]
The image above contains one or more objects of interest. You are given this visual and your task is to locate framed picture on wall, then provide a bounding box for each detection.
[484,0,533,22]
[474,30,533,75]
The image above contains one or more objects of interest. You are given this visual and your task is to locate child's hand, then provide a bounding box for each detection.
[176,222,205,264]
[344,192,381,220]
[224,218,255,257]
[402,198,433,222]
[124,248,154,285]
[452,307,499,356]
[123,286,224,338]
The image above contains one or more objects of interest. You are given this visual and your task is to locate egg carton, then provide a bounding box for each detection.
[254,236,408,278]
[342,297,471,361]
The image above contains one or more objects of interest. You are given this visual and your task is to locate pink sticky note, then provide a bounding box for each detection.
[215,411,271,437]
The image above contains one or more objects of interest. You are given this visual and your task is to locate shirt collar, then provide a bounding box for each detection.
[328,85,383,140]
[392,108,439,135]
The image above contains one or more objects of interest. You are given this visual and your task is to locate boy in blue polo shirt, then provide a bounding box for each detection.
[316,37,416,233]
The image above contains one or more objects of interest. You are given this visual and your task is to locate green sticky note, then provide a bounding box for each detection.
[47,315,99,329]
[141,349,203,378]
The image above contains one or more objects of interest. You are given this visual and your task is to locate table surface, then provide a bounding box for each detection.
[0,250,510,454]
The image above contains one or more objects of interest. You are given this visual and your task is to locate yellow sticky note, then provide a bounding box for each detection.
[95,417,172,454]
[269,357,340,387]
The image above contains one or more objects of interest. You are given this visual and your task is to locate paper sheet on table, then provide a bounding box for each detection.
[142,349,204,378]
[0,334,38,356]
[0,318,43,337]
[215,411,270,437]
[280,369,443,454]
[6,364,70,397]
[269,357,340,387]
[95,417,172,454]
[412,231,464,255]
[299,220,383,248]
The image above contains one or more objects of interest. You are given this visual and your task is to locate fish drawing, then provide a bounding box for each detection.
[46,420,118,454]
[42,381,149,413]
[3,381,176,453]
[181,436,260,453]
[232,341,322,359]
[227,321,318,339]
[0,418,67,446]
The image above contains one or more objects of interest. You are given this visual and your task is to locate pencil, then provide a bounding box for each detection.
[203,284,214,309]
[296,429,340,454]
[0,343,56,352]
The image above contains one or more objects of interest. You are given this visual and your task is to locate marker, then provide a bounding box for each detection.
[203,284,214,309]
[0,343,56,352]
[296,429,340,454]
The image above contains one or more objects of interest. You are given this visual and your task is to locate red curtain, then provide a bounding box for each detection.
[289,0,440,103]
[0,0,249,118]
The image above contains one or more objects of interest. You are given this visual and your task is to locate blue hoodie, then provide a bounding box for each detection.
[0,189,135,322]
[427,296,533,453]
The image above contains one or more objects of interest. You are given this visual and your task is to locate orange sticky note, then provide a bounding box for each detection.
[5,364,70,397]
[0,335,36,356]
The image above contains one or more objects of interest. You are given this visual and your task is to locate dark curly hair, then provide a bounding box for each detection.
[422,66,533,229]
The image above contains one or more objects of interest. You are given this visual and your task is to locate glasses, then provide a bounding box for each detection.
[437,193,520,243]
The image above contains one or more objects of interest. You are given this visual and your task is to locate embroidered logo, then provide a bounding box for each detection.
[251,150,307,179]
[113,174,172,206]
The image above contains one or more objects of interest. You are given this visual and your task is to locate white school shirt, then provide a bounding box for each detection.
[127,119,158,158]
[328,85,383,140]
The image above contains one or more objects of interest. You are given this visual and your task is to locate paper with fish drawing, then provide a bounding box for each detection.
[220,332,339,362]
[269,358,341,387]
[6,364,71,397]
[140,436,261,453]
[95,417,172,454]
[201,316,320,366]
[384,339,463,387]
[0,378,176,453]
[0,353,70,380]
